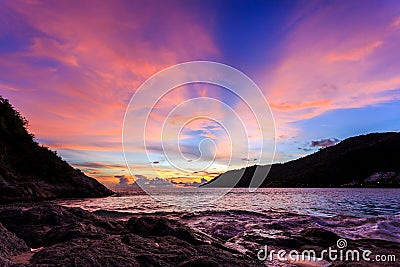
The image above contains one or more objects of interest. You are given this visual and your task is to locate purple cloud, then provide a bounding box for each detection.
[310,138,340,148]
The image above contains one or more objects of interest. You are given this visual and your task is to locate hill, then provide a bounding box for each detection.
[0,97,114,203]
[202,132,400,188]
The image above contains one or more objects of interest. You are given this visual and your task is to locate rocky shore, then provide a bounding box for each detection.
[0,204,259,267]
[1,204,399,267]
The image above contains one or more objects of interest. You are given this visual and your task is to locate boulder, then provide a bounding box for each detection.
[0,204,259,266]
[127,216,202,245]
[0,222,29,265]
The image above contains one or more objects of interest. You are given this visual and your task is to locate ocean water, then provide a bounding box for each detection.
[57,188,400,243]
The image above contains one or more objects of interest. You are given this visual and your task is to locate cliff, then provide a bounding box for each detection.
[0,97,114,203]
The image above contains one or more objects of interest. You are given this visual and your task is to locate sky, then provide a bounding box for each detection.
[1,0,400,187]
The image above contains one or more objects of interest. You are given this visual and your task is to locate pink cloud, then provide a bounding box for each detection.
[1,0,219,152]
[29,37,79,66]
[326,41,383,62]
[258,2,400,139]
[391,16,400,28]
[2,1,399,182]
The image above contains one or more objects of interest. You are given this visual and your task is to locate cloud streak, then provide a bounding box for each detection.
[260,1,400,142]
[310,138,340,148]
[1,1,400,185]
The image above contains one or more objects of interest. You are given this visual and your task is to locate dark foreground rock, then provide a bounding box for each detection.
[183,210,400,267]
[0,222,29,266]
[1,204,399,266]
[0,204,259,266]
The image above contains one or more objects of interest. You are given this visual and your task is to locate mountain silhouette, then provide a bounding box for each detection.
[203,132,400,188]
[0,97,114,203]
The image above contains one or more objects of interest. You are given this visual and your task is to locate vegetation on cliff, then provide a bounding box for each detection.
[0,96,113,203]
[203,132,400,188]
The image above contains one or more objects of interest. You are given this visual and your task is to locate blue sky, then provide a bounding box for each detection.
[1,0,400,186]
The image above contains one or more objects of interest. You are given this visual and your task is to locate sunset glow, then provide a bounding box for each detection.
[1,0,400,187]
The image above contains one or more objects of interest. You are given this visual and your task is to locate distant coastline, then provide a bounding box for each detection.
[202,132,400,188]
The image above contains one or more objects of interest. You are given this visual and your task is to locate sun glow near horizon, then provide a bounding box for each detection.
[1,0,400,187]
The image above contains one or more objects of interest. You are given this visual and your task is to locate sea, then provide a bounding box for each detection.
[57,188,400,245]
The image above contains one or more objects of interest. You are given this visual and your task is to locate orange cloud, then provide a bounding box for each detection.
[2,1,399,184]
[0,0,220,183]
[326,41,383,62]
[270,99,331,111]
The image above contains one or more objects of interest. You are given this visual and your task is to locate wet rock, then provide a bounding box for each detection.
[329,238,400,267]
[127,216,202,245]
[29,234,259,267]
[210,223,243,241]
[0,222,29,266]
[0,204,123,248]
[178,256,219,267]
[300,227,340,244]
[30,236,140,266]
[0,204,259,266]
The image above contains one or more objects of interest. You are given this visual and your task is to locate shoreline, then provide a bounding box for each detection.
[0,203,259,267]
[0,202,399,266]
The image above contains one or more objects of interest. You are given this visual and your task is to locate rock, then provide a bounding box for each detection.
[300,228,340,244]
[0,204,122,248]
[30,236,141,267]
[178,256,219,267]
[127,216,202,245]
[0,204,259,266]
[209,223,242,241]
[29,233,260,267]
[330,238,400,267]
[0,222,29,265]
